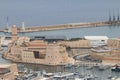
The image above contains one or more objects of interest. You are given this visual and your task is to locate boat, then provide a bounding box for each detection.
[52,72,74,80]
[86,66,93,70]
[74,63,96,80]
[74,73,96,80]
[107,75,113,80]
[22,71,53,80]
[111,64,120,72]
[74,66,96,80]
[75,77,86,80]
[98,64,110,71]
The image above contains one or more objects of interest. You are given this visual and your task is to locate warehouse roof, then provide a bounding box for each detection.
[84,36,109,40]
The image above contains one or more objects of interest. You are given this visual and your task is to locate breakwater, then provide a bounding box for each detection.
[2,21,120,33]
[19,21,120,32]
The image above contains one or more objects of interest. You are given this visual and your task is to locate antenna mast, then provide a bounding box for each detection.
[117,8,119,21]
[109,9,111,22]
[113,9,116,21]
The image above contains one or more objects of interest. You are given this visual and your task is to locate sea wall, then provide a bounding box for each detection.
[19,21,120,32]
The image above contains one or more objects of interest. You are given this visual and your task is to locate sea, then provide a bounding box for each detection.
[0,0,120,80]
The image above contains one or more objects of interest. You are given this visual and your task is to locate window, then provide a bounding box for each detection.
[33,51,39,58]
[33,51,46,59]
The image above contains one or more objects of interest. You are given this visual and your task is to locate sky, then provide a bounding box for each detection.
[0,0,120,28]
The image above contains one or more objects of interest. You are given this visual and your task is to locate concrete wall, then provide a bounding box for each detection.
[107,38,120,49]
[102,57,120,65]
[58,40,90,48]
[21,44,74,65]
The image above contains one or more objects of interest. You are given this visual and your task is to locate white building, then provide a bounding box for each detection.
[84,36,109,47]
[0,35,12,47]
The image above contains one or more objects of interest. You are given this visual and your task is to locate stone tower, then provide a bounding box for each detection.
[12,25,18,42]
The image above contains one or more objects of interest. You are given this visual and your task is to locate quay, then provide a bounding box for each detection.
[1,20,120,33]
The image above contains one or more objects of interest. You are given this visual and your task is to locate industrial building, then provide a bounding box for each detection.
[84,36,109,47]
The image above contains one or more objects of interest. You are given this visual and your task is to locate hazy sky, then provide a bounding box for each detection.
[0,0,120,28]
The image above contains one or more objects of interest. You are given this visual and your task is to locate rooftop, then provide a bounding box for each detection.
[84,36,109,40]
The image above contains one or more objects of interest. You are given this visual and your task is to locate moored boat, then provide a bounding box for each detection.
[111,64,120,72]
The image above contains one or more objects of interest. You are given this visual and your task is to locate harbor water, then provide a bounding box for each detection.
[1,25,120,39]
[19,25,120,39]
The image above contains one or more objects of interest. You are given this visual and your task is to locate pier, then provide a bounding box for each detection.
[1,20,114,33]
[18,21,120,32]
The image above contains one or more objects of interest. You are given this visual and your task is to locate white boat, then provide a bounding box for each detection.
[53,72,74,80]
[75,77,86,80]
[74,74,96,80]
